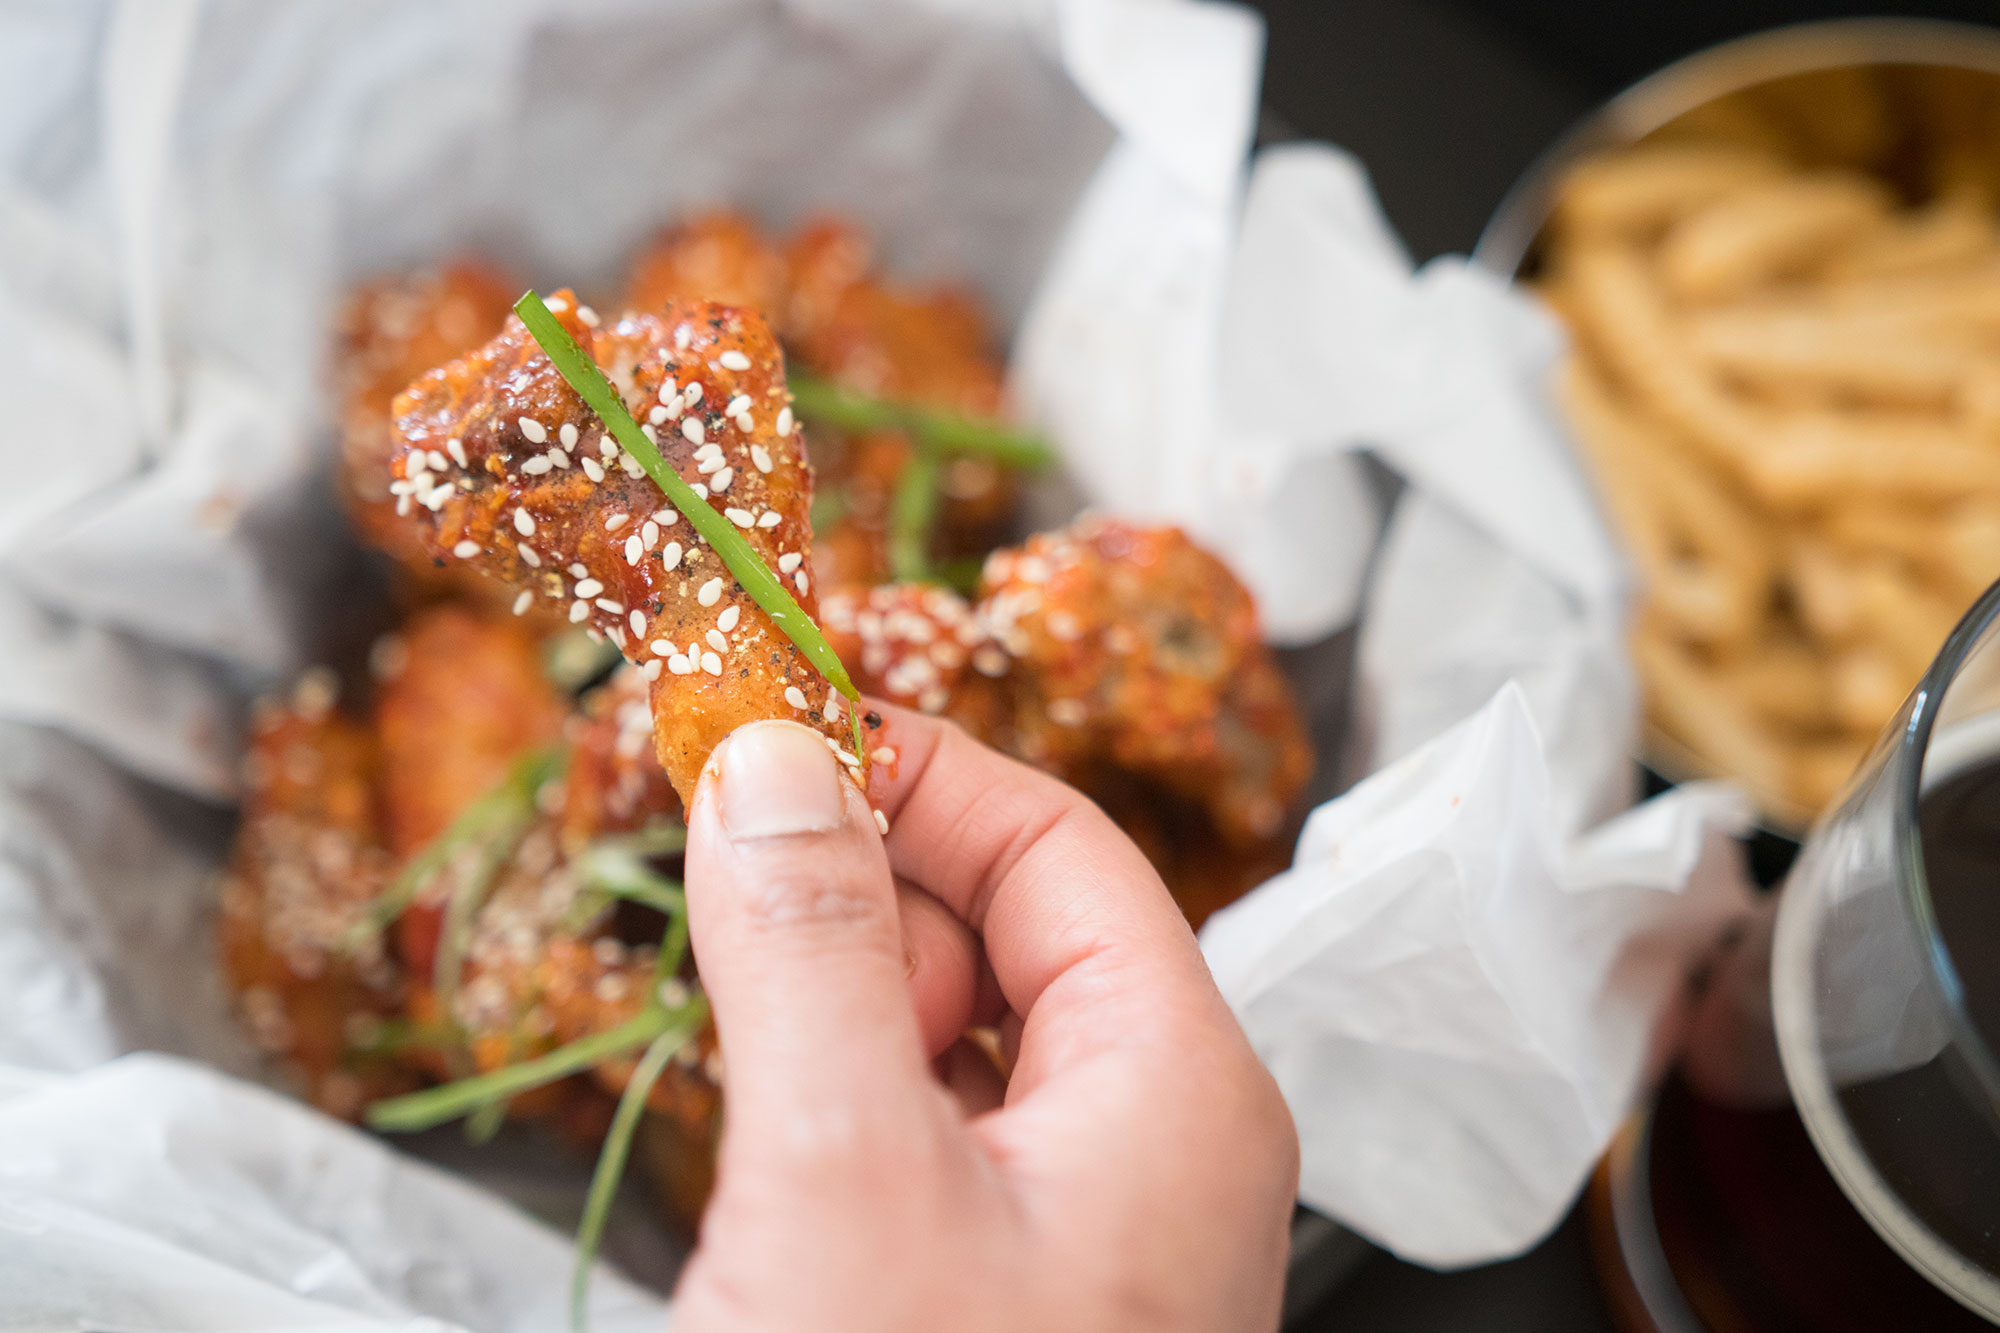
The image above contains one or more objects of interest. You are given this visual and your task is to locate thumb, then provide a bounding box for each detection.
[684,720,931,1139]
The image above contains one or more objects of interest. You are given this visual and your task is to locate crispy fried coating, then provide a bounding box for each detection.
[219,674,412,1119]
[335,262,517,593]
[978,519,1311,847]
[386,294,860,800]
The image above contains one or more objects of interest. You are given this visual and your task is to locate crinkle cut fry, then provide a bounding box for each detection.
[388,294,859,800]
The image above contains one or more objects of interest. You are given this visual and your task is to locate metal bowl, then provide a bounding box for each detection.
[1471,17,2000,839]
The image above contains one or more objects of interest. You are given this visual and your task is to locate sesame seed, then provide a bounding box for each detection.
[522,455,553,475]
[725,507,754,528]
[777,406,794,436]
[572,578,603,598]
[684,381,703,404]
[649,405,670,425]
[569,563,590,578]
[630,610,647,636]
[427,449,449,471]
[569,601,590,623]
[605,513,629,531]
[873,747,898,766]
[422,487,450,511]
[452,539,481,558]
[519,546,541,568]
[785,686,808,710]
[577,304,600,327]
[519,417,547,444]
[694,442,723,461]
[650,639,675,656]
[595,597,624,614]
[778,552,803,574]
[725,393,751,416]
[659,507,679,526]
[581,456,605,483]
[660,541,683,570]
[751,445,773,473]
[559,422,579,448]
[642,659,662,681]
[717,605,740,632]
[698,577,723,606]
[640,423,657,444]
[706,629,728,652]
[600,437,618,458]
[734,412,753,435]
[1046,698,1088,727]
[825,694,843,723]
[711,466,734,493]
[697,454,724,475]
[642,520,660,548]
[514,509,536,537]
[512,590,534,616]
[690,480,709,498]
[681,417,704,445]
[547,448,570,469]
[873,809,890,835]
[545,296,569,313]
[701,651,722,675]
[621,453,646,479]
[719,350,751,371]
[446,438,469,468]
[837,748,862,770]
[794,570,810,595]
[668,654,694,675]
[757,511,783,529]
[625,535,643,564]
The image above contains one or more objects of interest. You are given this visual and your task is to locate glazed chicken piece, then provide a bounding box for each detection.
[372,603,569,974]
[825,521,1313,926]
[219,671,412,1119]
[335,262,517,594]
[622,215,1017,587]
[386,293,863,800]
[979,519,1312,847]
[819,581,1010,742]
[624,211,791,324]
[785,219,1016,581]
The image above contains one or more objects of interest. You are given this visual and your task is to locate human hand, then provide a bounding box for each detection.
[670,708,1299,1332]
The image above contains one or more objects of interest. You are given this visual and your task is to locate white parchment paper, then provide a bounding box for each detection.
[0,0,1756,1322]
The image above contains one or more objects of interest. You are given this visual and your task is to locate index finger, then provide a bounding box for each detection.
[866,705,1216,1060]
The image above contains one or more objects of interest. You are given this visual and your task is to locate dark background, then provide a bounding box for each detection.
[1256,1,1997,1328]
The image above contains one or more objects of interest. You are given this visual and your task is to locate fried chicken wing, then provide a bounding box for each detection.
[820,581,1010,739]
[386,294,861,799]
[980,519,1311,846]
[624,211,790,322]
[336,262,517,594]
[372,604,569,973]
[219,672,412,1119]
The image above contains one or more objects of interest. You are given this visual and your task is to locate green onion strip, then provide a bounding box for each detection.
[570,1027,685,1333]
[513,292,869,757]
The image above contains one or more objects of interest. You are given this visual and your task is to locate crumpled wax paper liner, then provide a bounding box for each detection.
[0,0,1756,1320]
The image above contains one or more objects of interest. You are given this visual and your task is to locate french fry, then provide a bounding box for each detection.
[1747,411,2000,509]
[1633,624,1798,808]
[1552,143,1784,242]
[1659,172,1891,303]
[1822,197,1995,281]
[1711,633,1830,730]
[1556,355,1771,642]
[1685,304,1977,410]
[1561,244,1768,478]
[1746,67,1894,169]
